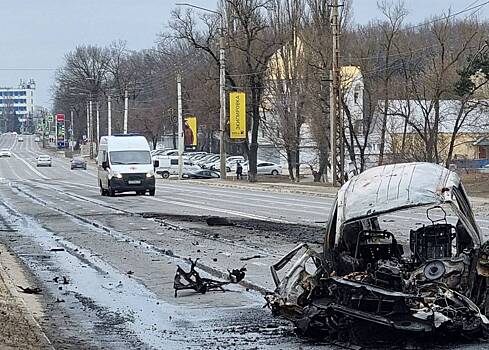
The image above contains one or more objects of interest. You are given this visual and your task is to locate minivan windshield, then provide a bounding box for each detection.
[110,151,151,165]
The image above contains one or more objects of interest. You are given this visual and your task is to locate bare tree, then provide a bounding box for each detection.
[376,0,408,165]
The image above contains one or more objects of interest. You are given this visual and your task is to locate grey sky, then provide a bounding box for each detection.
[0,0,486,108]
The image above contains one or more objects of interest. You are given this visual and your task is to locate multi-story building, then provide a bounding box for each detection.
[0,79,36,132]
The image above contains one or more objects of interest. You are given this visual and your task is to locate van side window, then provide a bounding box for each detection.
[170,159,178,165]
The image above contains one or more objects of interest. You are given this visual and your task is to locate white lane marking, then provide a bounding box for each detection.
[146,195,299,224]
[10,151,49,179]
[155,184,326,215]
[157,183,329,211]
[160,182,332,205]
[55,180,300,224]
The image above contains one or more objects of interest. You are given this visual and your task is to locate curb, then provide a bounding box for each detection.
[0,246,55,349]
[174,179,339,198]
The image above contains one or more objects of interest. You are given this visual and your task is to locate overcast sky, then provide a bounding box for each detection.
[0,0,486,108]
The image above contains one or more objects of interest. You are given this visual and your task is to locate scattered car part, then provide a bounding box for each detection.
[173,258,246,297]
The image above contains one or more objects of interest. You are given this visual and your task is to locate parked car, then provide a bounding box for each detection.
[266,162,489,344]
[155,155,201,179]
[198,155,219,168]
[36,155,52,167]
[70,156,87,170]
[239,161,282,175]
[0,149,11,157]
[182,169,220,179]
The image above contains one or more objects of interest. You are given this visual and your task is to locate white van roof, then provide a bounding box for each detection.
[100,135,150,152]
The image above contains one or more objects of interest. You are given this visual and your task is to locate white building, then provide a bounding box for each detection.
[258,65,368,174]
[0,80,36,132]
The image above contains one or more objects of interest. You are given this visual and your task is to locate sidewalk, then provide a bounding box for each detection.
[0,244,53,349]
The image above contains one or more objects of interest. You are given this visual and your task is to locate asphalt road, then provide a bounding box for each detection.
[0,133,330,350]
[0,133,488,350]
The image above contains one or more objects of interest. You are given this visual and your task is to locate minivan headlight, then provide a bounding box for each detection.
[111,172,123,179]
[146,170,155,178]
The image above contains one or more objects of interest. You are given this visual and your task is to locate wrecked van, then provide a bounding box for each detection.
[266,162,489,344]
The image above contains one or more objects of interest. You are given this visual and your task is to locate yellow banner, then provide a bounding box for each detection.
[229,92,246,139]
[184,116,197,149]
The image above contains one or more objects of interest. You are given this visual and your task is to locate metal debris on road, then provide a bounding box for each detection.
[173,258,246,297]
[240,255,262,261]
[17,286,42,294]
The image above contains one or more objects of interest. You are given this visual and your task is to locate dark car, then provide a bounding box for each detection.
[182,169,220,179]
[70,156,87,170]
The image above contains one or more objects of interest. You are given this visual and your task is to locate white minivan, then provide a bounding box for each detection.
[98,134,156,196]
[154,155,201,178]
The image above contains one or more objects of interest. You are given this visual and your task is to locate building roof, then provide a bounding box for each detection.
[336,162,459,225]
[384,99,489,134]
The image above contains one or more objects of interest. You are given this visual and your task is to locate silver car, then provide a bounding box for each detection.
[36,155,52,167]
[0,149,11,158]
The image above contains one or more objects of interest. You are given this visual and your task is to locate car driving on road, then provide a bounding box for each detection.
[70,156,87,170]
[98,134,155,196]
[0,149,11,158]
[18,136,24,142]
[36,155,52,167]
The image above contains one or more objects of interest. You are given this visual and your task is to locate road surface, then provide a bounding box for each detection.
[0,133,487,350]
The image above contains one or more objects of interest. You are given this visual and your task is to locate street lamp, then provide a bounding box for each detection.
[175,2,227,180]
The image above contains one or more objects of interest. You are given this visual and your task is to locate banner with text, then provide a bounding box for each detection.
[229,92,246,139]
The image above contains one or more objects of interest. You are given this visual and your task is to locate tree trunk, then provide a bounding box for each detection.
[248,86,261,183]
[286,149,295,181]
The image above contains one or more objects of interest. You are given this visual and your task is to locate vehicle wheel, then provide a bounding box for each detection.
[149,189,155,196]
[100,184,106,196]
[108,185,115,197]
[161,171,170,179]
[271,170,279,175]
[49,164,52,167]
[226,167,231,172]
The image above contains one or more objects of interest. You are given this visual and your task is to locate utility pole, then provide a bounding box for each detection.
[70,109,74,152]
[330,0,344,186]
[86,102,90,144]
[89,99,93,159]
[124,89,128,134]
[177,73,184,180]
[107,95,112,136]
[219,20,227,180]
[96,102,100,150]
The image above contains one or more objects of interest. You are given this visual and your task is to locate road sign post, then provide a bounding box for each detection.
[56,114,65,149]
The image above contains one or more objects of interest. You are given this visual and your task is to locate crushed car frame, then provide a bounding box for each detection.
[266,162,489,344]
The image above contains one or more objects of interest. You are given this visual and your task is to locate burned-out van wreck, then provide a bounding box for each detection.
[266,163,489,344]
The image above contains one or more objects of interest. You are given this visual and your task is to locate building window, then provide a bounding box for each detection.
[354,85,361,104]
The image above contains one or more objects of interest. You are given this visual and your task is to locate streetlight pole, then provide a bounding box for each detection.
[177,73,184,180]
[176,2,227,180]
[107,95,112,136]
[124,89,128,134]
[96,102,100,150]
[70,109,74,152]
[89,97,93,158]
[219,21,227,179]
